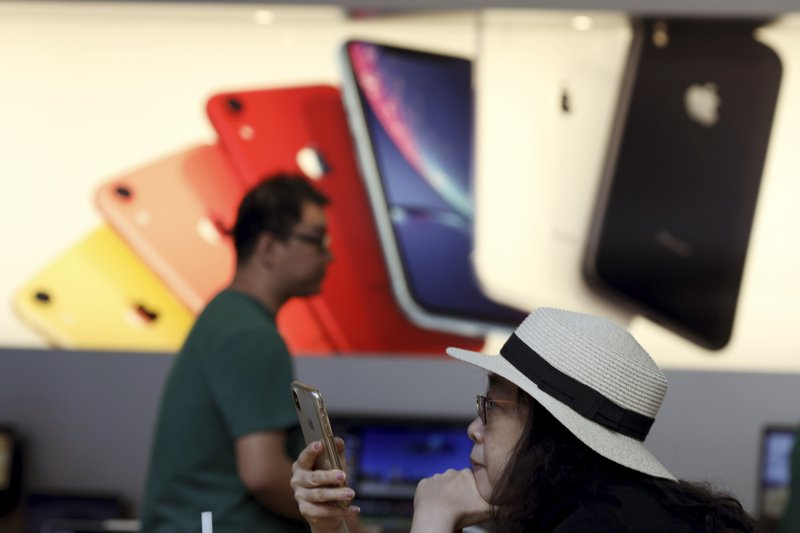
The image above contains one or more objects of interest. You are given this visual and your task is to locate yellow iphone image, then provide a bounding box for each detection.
[13,226,193,352]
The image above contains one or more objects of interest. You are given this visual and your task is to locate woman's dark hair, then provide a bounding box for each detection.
[231,174,329,264]
[490,392,756,532]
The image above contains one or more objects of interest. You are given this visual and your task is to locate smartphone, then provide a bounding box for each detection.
[206,85,332,188]
[472,11,634,323]
[290,381,342,471]
[207,84,485,354]
[340,41,527,338]
[13,226,193,351]
[95,144,242,313]
[95,144,338,355]
[584,18,782,350]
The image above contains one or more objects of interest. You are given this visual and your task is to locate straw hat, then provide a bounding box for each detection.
[447,307,674,480]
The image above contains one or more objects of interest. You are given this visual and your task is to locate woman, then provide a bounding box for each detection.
[291,307,755,532]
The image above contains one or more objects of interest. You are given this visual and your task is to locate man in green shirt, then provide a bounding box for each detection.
[141,175,332,532]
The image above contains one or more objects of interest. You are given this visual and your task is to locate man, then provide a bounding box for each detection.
[141,175,331,532]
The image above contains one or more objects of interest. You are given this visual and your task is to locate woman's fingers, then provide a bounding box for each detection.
[412,468,491,531]
[334,437,346,453]
[296,498,359,533]
[291,439,361,531]
[294,483,360,530]
[333,437,349,471]
[296,485,355,505]
[292,441,346,483]
[294,440,325,471]
[293,467,346,489]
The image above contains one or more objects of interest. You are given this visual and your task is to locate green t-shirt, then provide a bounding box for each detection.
[141,289,309,533]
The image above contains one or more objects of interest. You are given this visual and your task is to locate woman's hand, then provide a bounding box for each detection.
[291,438,361,533]
[410,468,491,532]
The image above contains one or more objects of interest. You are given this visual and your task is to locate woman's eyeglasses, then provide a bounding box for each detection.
[476,394,517,425]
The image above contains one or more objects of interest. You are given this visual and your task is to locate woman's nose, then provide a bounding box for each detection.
[467,416,484,443]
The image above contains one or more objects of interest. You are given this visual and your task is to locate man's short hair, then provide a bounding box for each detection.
[231,174,329,264]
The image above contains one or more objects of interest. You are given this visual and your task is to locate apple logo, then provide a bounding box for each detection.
[296,146,330,180]
[196,217,223,246]
[684,82,720,127]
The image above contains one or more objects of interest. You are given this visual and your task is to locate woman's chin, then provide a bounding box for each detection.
[471,466,493,501]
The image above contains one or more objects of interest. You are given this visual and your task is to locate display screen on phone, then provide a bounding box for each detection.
[346,41,525,325]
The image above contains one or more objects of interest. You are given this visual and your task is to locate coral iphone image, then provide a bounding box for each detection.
[584,18,782,350]
[97,143,335,355]
[13,226,193,351]
[95,145,242,313]
[473,11,633,325]
[340,41,527,338]
[206,84,484,354]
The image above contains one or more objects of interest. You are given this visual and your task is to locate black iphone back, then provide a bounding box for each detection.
[584,18,782,350]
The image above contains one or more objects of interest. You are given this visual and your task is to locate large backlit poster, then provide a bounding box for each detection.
[1,3,799,371]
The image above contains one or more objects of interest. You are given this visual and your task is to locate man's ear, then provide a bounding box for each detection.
[254,231,281,268]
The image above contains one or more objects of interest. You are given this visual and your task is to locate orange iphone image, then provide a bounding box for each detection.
[96,144,241,313]
[13,226,193,352]
[95,144,335,354]
[207,85,485,354]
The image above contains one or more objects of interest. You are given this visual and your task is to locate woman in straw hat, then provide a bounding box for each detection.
[290,307,754,532]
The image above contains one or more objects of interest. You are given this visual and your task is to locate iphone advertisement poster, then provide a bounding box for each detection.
[1,4,799,371]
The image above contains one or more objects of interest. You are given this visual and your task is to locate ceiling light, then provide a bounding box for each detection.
[571,15,593,31]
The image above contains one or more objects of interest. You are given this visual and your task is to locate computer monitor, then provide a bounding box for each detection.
[758,425,797,527]
[332,415,473,528]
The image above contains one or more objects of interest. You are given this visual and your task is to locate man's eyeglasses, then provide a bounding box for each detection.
[476,395,517,425]
[290,231,331,252]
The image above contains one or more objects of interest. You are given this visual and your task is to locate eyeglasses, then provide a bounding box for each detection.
[476,395,517,425]
[290,231,331,252]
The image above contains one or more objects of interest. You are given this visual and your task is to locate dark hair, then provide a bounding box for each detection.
[490,393,755,532]
[231,174,329,264]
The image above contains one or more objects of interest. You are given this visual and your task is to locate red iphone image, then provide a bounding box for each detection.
[207,85,485,354]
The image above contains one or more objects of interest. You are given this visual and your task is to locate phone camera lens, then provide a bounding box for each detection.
[114,185,133,200]
[561,89,572,114]
[135,303,158,323]
[652,21,669,48]
[227,97,243,113]
[34,291,51,303]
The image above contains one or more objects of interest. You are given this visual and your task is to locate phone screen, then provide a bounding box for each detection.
[346,41,525,325]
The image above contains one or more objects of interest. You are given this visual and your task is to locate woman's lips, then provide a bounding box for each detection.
[471,460,484,472]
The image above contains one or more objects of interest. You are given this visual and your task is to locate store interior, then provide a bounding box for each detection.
[1,1,800,531]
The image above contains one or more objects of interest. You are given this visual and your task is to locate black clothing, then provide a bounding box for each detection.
[540,481,696,532]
